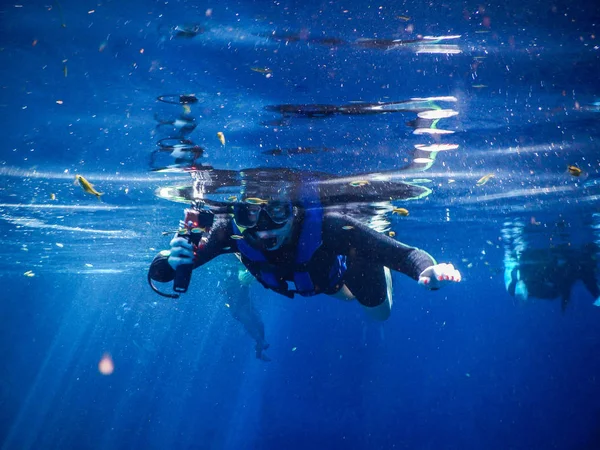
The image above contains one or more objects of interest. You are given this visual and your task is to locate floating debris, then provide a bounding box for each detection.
[251,67,272,74]
[24,270,35,277]
[217,131,226,146]
[396,15,411,21]
[98,353,114,375]
[476,173,495,186]
[389,231,396,237]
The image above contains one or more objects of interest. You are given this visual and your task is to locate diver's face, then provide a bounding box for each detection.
[254,216,294,251]
[235,202,294,251]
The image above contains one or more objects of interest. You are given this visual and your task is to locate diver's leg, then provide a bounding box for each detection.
[504,259,518,296]
[227,270,269,360]
[343,258,392,321]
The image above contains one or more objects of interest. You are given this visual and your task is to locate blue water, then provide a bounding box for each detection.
[1,1,600,449]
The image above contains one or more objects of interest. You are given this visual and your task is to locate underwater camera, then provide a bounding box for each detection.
[148,204,214,299]
[173,206,215,294]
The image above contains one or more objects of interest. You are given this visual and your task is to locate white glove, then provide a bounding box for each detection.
[167,235,194,270]
[418,263,461,289]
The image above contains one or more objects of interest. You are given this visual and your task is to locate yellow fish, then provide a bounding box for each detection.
[227,195,238,202]
[244,197,268,205]
[342,225,354,230]
[349,180,369,187]
[476,173,494,186]
[50,193,56,200]
[392,207,409,216]
[567,165,582,177]
[389,231,396,237]
[217,131,226,146]
[75,175,103,199]
[231,234,244,240]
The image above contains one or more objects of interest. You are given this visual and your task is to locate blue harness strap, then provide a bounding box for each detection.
[232,222,282,290]
[292,181,323,294]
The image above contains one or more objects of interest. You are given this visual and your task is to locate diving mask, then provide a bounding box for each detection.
[233,201,293,229]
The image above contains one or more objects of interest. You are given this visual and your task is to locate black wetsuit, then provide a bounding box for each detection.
[149,211,435,307]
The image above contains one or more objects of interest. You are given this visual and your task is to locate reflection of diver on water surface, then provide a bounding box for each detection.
[154,113,197,136]
[265,97,457,119]
[262,146,336,157]
[150,138,205,171]
[262,98,459,173]
[255,31,460,50]
[158,23,205,40]
[503,221,600,310]
[157,94,199,105]
[253,31,347,47]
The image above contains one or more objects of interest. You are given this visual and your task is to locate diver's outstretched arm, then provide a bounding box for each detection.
[323,212,461,287]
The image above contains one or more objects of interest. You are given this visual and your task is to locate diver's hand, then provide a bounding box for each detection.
[418,263,461,290]
[255,341,271,362]
[167,235,194,270]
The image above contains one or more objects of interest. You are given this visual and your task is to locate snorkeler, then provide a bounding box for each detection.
[148,180,461,325]
[504,243,600,310]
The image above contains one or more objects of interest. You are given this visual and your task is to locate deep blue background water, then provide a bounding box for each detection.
[1,0,600,449]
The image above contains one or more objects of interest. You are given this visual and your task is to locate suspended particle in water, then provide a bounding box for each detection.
[98,353,114,375]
